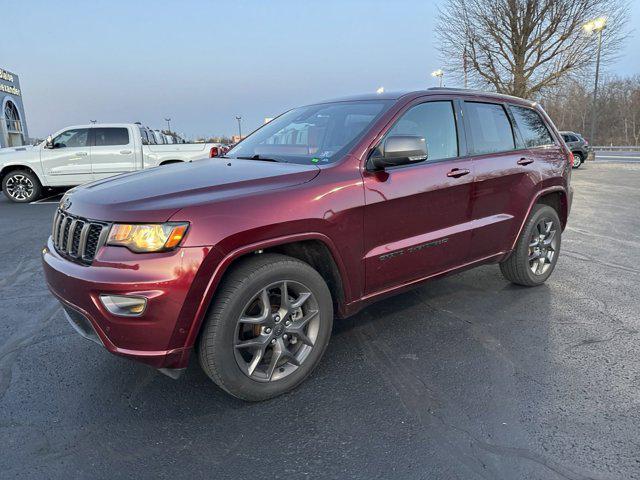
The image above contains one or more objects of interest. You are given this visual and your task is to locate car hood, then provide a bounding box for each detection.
[64,158,320,222]
[0,144,37,160]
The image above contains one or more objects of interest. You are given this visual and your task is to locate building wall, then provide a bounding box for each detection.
[0,68,30,148]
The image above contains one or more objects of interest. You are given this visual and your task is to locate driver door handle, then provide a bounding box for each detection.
[76,152,88,157]
[447,168,470,178]
[517,157,534,166]
[120,150,132,154]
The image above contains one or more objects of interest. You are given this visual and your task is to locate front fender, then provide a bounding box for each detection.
[166,231,351,362]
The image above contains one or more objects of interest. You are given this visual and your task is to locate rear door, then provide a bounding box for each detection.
[463,101,540,260]
[363,98,475,294]
[40,128,92,186]
[90,127,137,179]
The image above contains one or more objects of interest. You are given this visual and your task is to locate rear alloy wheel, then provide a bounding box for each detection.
[500,204,561,286]
[572,152,583,168]
[2,170,42,203]
[527,218,558,276]
[199,254,333,401]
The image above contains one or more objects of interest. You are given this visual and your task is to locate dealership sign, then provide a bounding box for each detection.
[0,69,21,96]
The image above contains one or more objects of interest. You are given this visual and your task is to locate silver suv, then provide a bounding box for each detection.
[560,131,593,168]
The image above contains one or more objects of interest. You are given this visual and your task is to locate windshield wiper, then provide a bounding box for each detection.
[234,155,285,163]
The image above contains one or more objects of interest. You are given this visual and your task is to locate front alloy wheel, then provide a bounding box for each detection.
[199,254,333,401]
[2,170,41,203]
[234,281,320,381]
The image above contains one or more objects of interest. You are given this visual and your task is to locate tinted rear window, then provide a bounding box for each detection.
[464,102,515,155]
[94,128,130,146]
[510,106,553,148]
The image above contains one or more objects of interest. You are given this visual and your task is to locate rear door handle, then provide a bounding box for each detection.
[76,152,88,157]
[120,150,132,154]
[517,157,534,166]
[447,168,470,178]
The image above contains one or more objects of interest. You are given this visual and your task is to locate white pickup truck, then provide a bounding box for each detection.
[0,123,222,202]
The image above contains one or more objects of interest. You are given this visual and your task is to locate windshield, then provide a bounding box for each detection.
[226,100,392,165]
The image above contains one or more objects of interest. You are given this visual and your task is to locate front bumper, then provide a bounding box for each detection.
[42,236,212,369]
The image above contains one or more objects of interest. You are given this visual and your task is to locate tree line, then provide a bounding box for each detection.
[541,75,640,145]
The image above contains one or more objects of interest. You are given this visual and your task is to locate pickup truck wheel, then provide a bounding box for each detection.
[2,170,42,203]
[198,253,333,401]
[572,152,583,168]
[500,204,561,286]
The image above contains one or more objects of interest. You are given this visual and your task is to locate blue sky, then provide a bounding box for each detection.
[2,0,639,139]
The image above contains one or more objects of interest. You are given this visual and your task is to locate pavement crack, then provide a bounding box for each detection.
[566,226,640,249]
[563,250,640,275]
[566,328,638,351]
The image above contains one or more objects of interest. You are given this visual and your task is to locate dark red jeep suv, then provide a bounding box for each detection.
[43,89,572,401]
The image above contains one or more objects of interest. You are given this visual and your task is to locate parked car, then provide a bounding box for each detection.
[560,131,592,168]
[0,123,220,202]
[152,130,167,145]
[43,89,572,401]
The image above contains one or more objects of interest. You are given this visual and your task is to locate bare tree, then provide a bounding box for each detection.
[437,0,629,99]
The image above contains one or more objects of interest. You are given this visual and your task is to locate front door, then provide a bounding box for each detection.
[41,128,92,186]
[363,99,474,294]
[90,127,137,179]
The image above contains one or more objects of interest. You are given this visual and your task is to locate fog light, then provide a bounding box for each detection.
[100,295,147,317]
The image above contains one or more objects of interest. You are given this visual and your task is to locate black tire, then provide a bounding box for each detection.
[500,204,561,286]
[572,152,583,168]
[198,253,333,401]
[2,170,42,203]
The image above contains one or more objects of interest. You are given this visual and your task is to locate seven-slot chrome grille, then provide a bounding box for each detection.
[51,210,110,264]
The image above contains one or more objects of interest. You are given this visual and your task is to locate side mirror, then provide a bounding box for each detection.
[45,135,54,149]
[368,135,428,171]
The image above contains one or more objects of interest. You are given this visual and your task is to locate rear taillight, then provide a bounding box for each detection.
[568,151,575,167]
[209,146,219,158]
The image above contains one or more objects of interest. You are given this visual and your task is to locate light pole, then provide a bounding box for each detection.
[583,17,607,144]
[431,69,444,87]
[164,117,171,132]
[235,116,242,139]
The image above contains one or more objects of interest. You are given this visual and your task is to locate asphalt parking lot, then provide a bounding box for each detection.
[1,161,639,480]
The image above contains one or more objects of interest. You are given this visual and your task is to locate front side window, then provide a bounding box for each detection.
[53,129,89,148]
[385,101,458,161]
[510,105,553,148]
[227,100,392,165]
[465,102,515,155]
[94,128,130,146]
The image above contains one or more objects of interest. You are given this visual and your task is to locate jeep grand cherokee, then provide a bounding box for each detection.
[43,89,572,401]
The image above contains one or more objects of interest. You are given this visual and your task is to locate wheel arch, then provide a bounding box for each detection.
[508,186,568,252]
[536,189,568,228]
[177,233,352,360]
[159,159,183,166]
[0,164,43,185]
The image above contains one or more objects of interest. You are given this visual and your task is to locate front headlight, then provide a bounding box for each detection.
[107,223,189,253]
